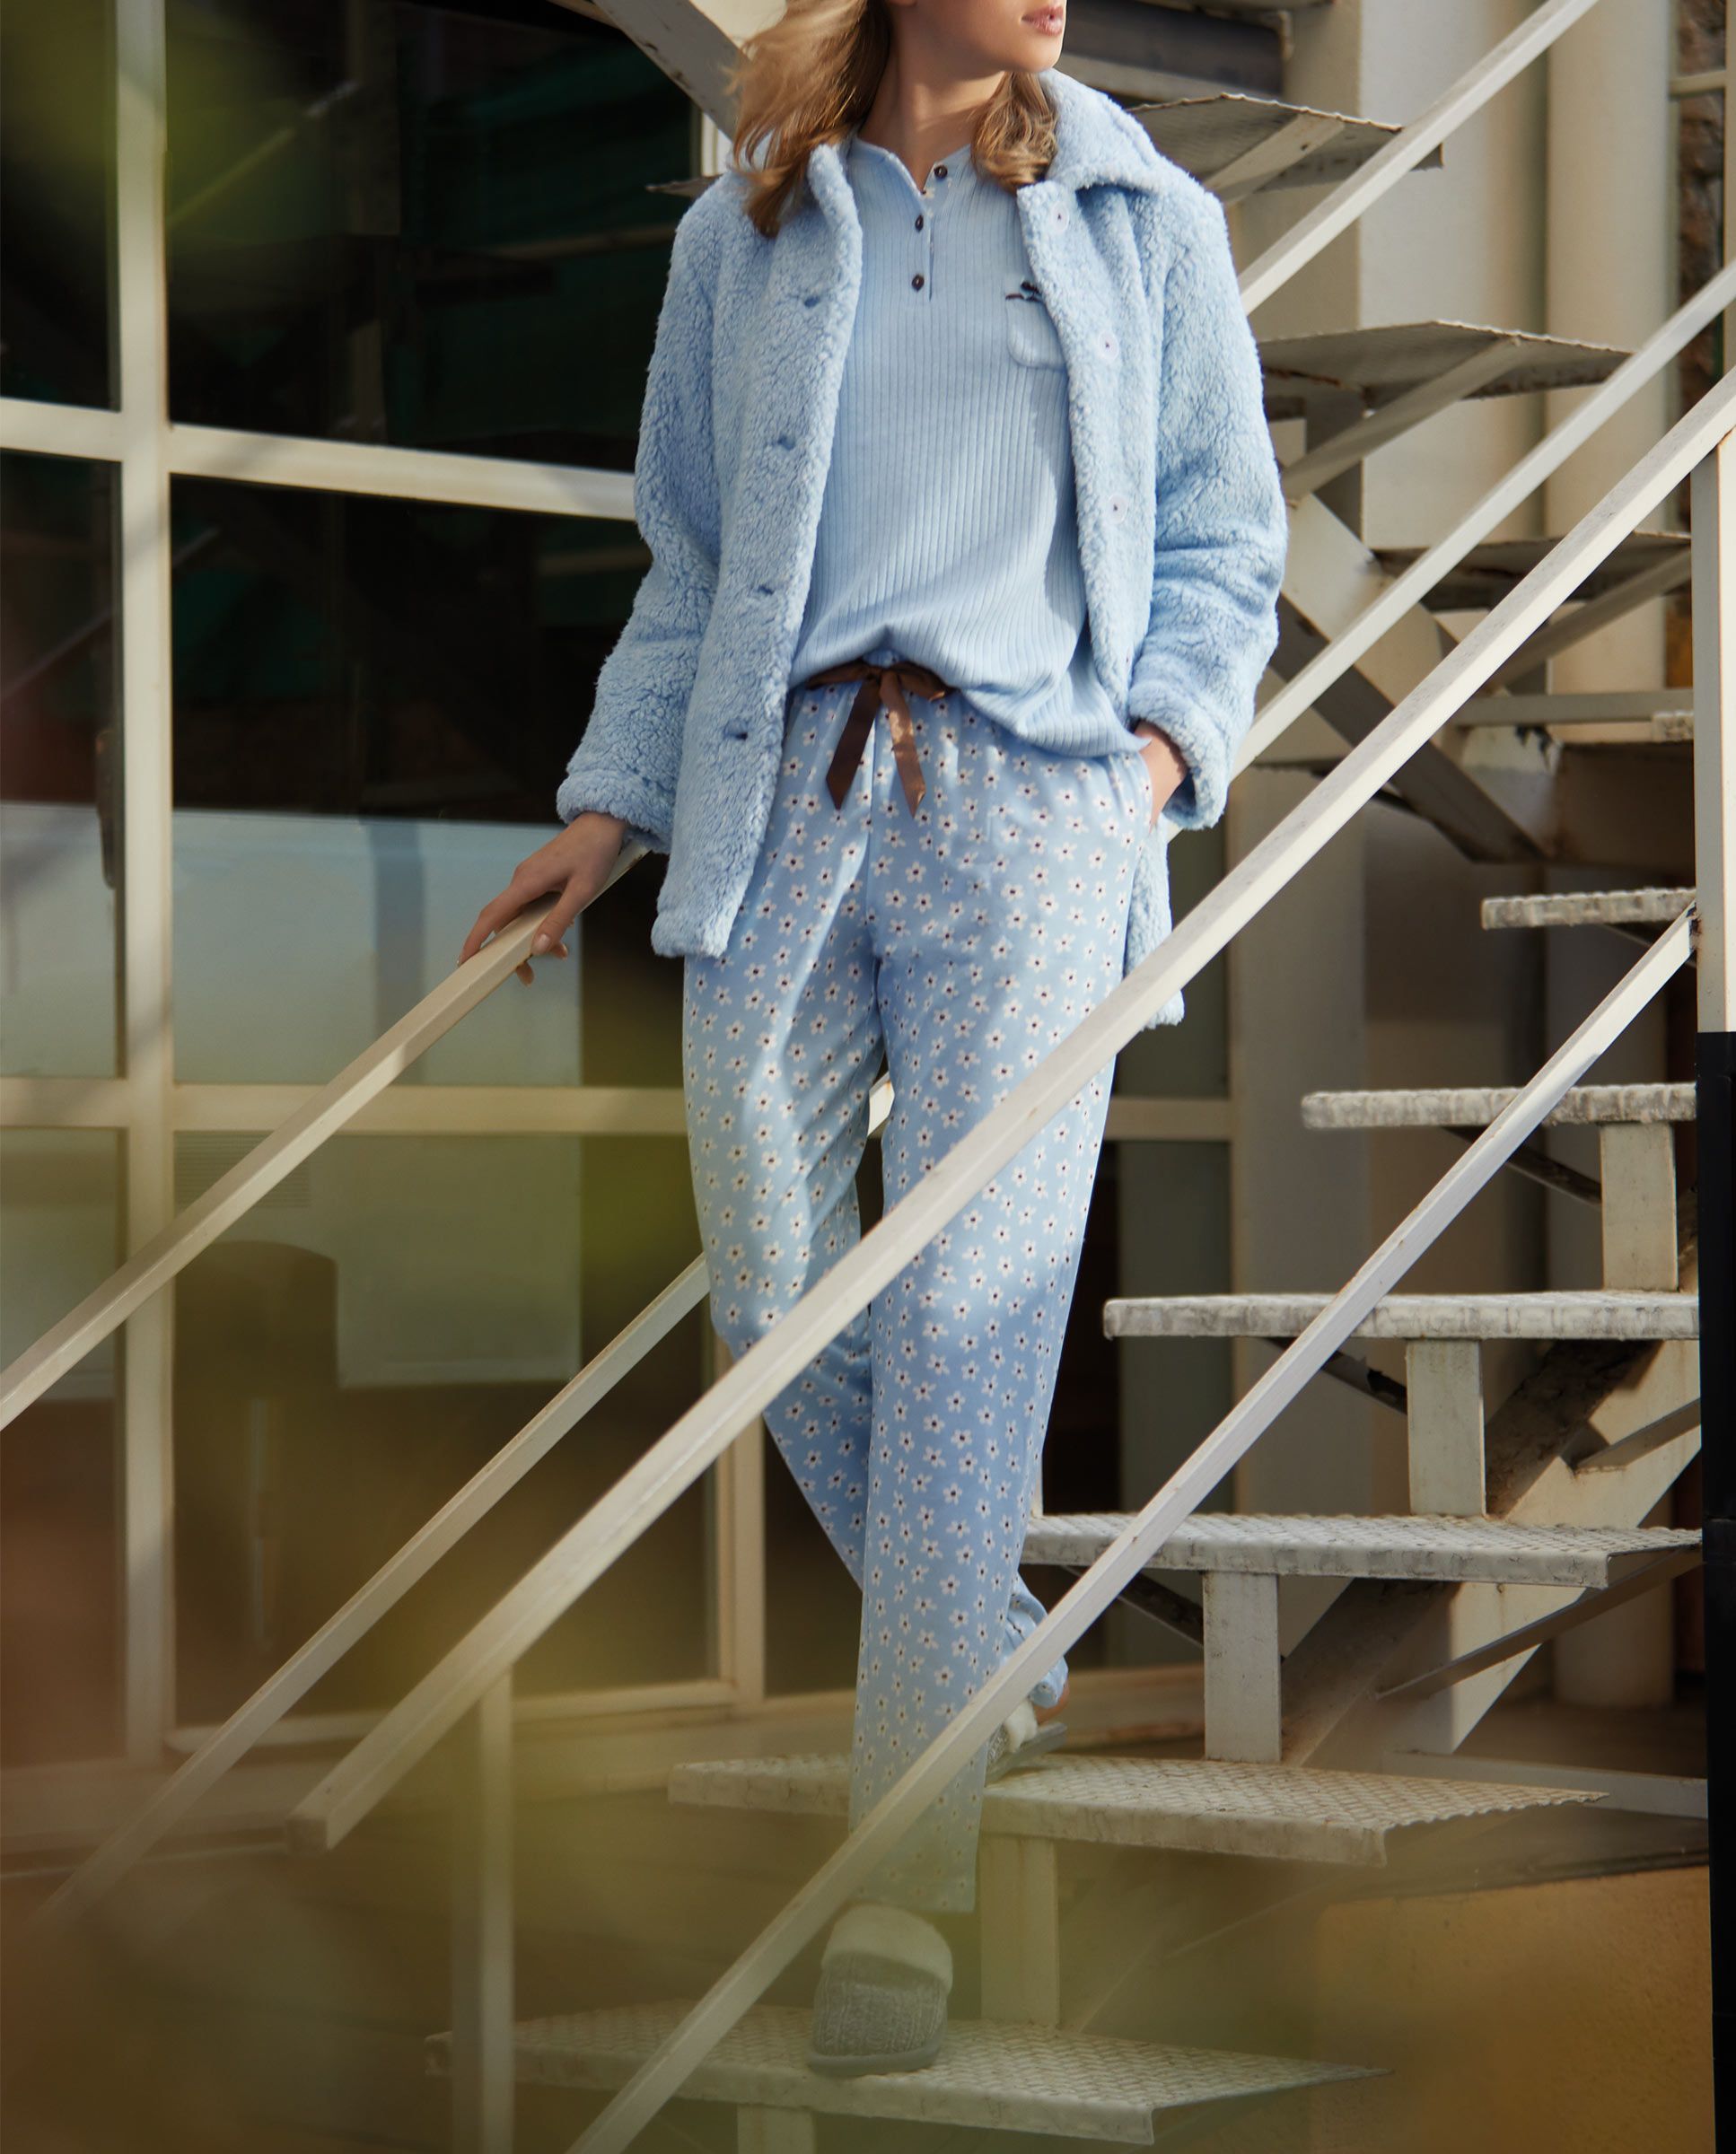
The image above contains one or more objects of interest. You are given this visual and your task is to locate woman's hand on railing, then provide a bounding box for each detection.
[456,810,627,985]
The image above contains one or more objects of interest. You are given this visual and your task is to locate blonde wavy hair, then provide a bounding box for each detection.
[722,0,1058,238]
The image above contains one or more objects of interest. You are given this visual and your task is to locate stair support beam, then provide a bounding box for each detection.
[452,1671,514,2154]
[738,2110,817,2154]
[1599,1120,1679,1290]
[1203,1572,1283,1762]
[978,1836,1063,2027]
[1279,339,1525,503]
[1405,1339,1486,1516]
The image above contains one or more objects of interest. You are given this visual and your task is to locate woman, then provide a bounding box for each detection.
[460,0,1287,2078]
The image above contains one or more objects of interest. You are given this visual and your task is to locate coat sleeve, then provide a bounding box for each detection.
[554,190,723,848]
[1126,188,1288,833]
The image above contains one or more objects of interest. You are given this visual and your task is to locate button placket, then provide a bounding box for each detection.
[910,157,949,300]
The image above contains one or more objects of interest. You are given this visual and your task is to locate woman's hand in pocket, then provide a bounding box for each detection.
[1132,722,1188,825]
[456,810,627,985]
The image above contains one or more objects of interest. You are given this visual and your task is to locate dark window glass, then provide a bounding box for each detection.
[166,0,695,468]
[0,1131,123,1766]
[0,0,116,409]
[171,1130,711,1724]
[1,451,120,1079]
[168,472,687,1085]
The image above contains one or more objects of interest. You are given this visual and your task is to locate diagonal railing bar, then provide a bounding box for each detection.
[0,845,646,1426]
[32,1260,710,1925]
[31,1074,894,1922]
[569,915,1695,2154]
[1239,256,1736,775]
[0,0,1640,1436]
[1235,0,1610,314]
[283,365,1733,1863]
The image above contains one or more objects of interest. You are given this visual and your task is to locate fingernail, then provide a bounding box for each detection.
[532,933,549,951]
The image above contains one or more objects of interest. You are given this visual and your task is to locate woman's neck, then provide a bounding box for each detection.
[854,57,1005,195]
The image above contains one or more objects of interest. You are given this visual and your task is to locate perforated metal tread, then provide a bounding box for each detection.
[1374,528,1684,612]
[1126,90,1439,197]
[667,1754,1603,1867]
[425,2001,1379,2140]
[1481,886,1696,931]
[1102,1290,1698,1341]
[1258,320,1625,423]
[1300,1081,1696,1129]
[1024,1511,1700,1587]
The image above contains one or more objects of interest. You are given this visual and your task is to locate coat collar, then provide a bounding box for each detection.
[802,66,1170,212]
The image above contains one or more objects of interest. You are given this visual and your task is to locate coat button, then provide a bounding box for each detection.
[934,162,948,178]
[912,272,925,290]
[915,213,924,230]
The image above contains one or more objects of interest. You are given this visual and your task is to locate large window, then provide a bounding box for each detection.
[0,0,720,1764]
[1,0,1237,1770]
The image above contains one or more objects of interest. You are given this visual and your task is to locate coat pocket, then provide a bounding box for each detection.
[1004,282,1065,370]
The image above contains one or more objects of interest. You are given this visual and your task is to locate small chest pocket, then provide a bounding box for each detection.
[1004,281,1066,371]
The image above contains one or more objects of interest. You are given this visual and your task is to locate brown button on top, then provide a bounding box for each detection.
[934,162,948,178]
[911,272,925,290]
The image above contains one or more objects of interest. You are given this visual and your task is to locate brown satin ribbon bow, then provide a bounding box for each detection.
[800,657,956,817]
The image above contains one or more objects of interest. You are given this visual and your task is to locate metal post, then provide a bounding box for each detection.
[451,1671,514,2153]
[113,0,178,1764]
[1690,425,1735,2146]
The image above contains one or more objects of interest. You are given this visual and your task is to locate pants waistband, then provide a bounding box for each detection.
[799,656,957,817]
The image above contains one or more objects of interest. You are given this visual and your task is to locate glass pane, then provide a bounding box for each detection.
[0,1129,123,1765]
[169,474,677,1085]
[0,0,116,409]
[0,451,121,1080]
[172,1132,711,1725]
[166,0,693,468]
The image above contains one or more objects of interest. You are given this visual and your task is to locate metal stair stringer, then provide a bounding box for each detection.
[1281,1274,1700,1774]
[1274,491,1555,863]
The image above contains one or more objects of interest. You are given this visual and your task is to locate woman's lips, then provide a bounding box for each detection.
[1024,5,1064,28]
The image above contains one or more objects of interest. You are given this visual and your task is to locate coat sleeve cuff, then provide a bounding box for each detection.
[554,760,673,856]
[1125,687,1231,832]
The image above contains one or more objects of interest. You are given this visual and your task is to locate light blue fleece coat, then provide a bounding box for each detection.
[556,66,1289,1029]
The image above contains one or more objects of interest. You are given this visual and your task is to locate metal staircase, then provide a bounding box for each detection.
[5,3,1729,2150]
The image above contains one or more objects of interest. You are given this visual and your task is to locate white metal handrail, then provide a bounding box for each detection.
[29,1079,894,1923]
[0,0,1654,1439]
[481,397,1732,2154]
[579,916,1697,2154]
[1251,256,1736,770]
[280,359,1734,1864]
[1234,0,1610,313]
[8,225,1720,1433]
[0,847,648,1424]
[5,0,1692,1938]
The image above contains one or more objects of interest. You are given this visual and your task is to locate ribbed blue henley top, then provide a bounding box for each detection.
[786,127,1137,761]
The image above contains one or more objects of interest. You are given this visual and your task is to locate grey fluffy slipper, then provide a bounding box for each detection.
[806,1902,953,2078]
[984,1697,1068,1783]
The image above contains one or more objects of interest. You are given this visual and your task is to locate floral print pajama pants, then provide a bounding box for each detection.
[681,664,1152,1913]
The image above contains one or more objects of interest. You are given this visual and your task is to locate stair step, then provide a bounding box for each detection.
[1373,526,1684,613]
[1481,885,1696,931]
[1126,89,1437,200]
[667,1754,1603,1867]
[1455,687,1695,740]
[1259,320,1624,424]
[1102,1290,1697,1341]
[1299,1081,1696,1129]
[1024,1511,1699,1587]
[425,2001,1380,2141]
